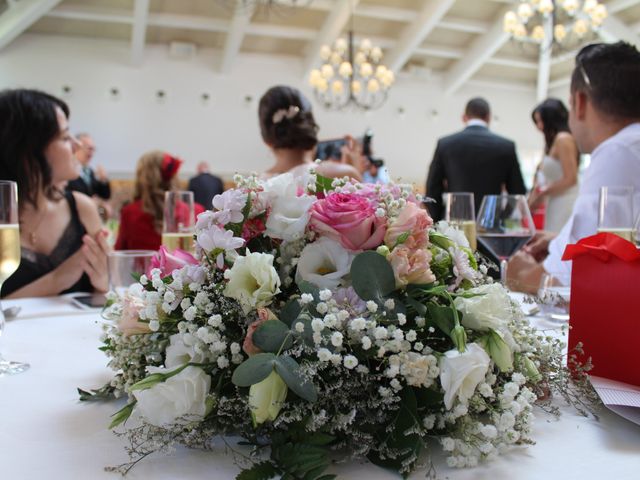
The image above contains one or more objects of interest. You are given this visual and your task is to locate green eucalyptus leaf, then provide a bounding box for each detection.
[280,298,303,327]
[351,251,396,301]
[231,353,277,387]
[298,280,320,299]
[252,320,292,353]
[275,356,317,402]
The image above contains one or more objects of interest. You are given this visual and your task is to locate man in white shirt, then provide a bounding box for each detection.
[508,42,640,293]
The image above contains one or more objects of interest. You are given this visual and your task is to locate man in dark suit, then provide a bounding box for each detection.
[425,98,526,221]
[66,133,111,199]
[188,162,224,209]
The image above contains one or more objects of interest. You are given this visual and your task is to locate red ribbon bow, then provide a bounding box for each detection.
[562,232,640,263]
[161,153,183,182]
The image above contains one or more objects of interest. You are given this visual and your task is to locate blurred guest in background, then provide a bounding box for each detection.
[425,97,526,221]
[529,98,579,232]
[362,158,390,184]
[66,133,111,200]
[188,161,224,209]
[0,89,109,298]
[259,85,361,181]
[509,42,640,293]
[115,151,204,251]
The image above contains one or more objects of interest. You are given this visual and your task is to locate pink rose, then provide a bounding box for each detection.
[117,295,150,337]
[387,246,435,288]
[147,246,198,278]
[243,308,277,356]
[384,202,433,250]
[309,193,386,251]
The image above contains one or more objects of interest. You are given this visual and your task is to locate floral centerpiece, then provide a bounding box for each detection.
[81,172,594,479]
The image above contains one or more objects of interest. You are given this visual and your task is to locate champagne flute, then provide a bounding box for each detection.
[0,181,29,375]
[476,194,535,286]
[162,191,195,254]
[598,186,634,242]
[444,192,477,251]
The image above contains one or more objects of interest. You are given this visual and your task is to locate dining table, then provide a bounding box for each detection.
[1,294,639,480]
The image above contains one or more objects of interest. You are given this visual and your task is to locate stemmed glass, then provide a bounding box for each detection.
[108,250,157,298]
[444,192,477,251]
[597,186,634,242]
[476,194,535,286]
[162,191,195,254]
[0,181,29,375]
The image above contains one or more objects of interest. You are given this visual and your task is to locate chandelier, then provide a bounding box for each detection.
[308,31,395,110]
[504,0,608,48]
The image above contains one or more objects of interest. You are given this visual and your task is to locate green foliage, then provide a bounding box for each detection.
[236,462,279,480]
[129,364,188,391]
[109,401,136,429]
[77,384,116,401]
[351,251,396,302]
[314,174,335,195]
[426,304,455,337]
[252,320,293,354]
[271,442,335,480]
[279,299,303,327]
[275,356,317,402]
[298,280,320,299]
[232,353,277,387]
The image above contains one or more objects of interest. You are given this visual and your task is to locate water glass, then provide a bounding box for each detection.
[108,250,156,296]
[598,186,634,242]
[444,192,476,251]
[538,271,571,323]
[162,191,195,253]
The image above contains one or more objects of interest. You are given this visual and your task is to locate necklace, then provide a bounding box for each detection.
[23,206,48,247]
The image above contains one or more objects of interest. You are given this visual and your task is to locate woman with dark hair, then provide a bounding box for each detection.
[0,89,109,298]
[114,151,204,251]
[529,98,580,232]
[258,85,362,180]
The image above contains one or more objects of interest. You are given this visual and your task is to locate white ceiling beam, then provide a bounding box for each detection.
[302,0,358,76]
[607,0,640,14]
[0,0,62,50]
[248,23,316,40]
[415,44,464,59]
[386,0,456,73]
[598,14,639,45]
[309,0,413,22]
[220,2,254,73]
[536,17,553,101]
[443,7,511,95]
[130,0,149,65]
[551,48,580,65]
[46,4,132,24]
[147,13,228,32]
[548,76,571,90]
[438,16,489,34]
[488,55,539,70]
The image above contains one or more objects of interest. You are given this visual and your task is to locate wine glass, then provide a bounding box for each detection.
[108,250,156,297]
[476,194,535,286]
[598,186,634,242]
[444,192,476,251]
[162,191,195,254]
[0,181,29,375]
[538,271,571,323]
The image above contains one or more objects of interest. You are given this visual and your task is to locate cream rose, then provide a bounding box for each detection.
[454,283,512,332]
[295,237,354,290]
[439,343,491,410]
[249,370,288,425]
[224,252,281,313]
[133,366,211,426]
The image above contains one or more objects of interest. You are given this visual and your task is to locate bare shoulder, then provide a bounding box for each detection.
[71,191,102,235]
[554,131,576,147]
[316,161,363,181]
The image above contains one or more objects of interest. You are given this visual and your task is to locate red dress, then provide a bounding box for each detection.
[114,199,205,251]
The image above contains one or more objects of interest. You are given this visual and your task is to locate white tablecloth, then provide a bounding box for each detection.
[1,297,639,479]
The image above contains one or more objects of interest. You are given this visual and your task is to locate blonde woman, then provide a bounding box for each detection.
[114,151,204,251]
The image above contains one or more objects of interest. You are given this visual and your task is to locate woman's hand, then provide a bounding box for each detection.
[528,188,545,210]
[81,229,110,292]
[51,250,87,292]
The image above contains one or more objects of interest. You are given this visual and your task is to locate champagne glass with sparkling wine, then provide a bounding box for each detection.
[162,191,195,254]
[476,194,535,286]
[0,181,29,375]
[444,192,477,251]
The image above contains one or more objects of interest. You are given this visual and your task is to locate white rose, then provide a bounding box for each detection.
[224,252,281,313]
[439,343,491,410]
[295,237,354,290]
[262,173,315,241]
[454,283,512,331]
[134,366,211,426]
[435,220,470,248]
[165,334,208,368]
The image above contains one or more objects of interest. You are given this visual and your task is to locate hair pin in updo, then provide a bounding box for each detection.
[272,105,300,124]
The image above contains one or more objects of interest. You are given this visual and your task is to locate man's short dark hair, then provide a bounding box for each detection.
[465,97,490,120]
[571,41,640,120]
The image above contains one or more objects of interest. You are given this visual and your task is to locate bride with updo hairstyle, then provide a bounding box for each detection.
[258,85,362,180]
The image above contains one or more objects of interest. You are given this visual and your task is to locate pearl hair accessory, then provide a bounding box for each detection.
[272,105,300,124]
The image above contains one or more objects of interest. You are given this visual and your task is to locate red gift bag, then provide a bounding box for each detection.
[562,233,640,387]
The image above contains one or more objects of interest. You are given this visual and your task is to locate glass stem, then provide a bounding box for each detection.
[500,259,508,286]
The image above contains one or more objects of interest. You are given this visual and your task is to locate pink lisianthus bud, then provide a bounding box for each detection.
[384,202,433,250]
[147,246,198,278]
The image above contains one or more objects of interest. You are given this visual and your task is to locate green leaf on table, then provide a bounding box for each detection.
[231,353,277,387]
[77,384,116,401]
[252,320,292,353]
[109,401,136,429]
[351,251,396,301]
[236,461,279,480]
[271,443,332,480]
[275,355,317,402]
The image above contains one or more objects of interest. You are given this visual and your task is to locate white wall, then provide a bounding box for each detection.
[0,34,543,187]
